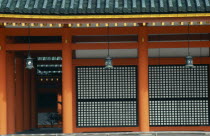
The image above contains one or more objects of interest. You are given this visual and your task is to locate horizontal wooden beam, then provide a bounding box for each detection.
[150,126,210,131]
[75,125,210,133]
[149,34,210,41]
[30,51,61,57]
[4,26,210,37]
[72,57,210,66]
[3,26,210,51]
[5,28,63,36]
[6,41,210,51]
[74,127,139,133]
[6,43,62,51]
[148,41,210,48]
[4,27,139,36]
[147,25,210,34]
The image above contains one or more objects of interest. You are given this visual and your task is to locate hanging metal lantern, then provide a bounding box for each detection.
[104,26,113,69]
[26,55,34,69]
[26,26,34,70]
[185,25,195,68]
[105,56,113,69]
[185,56,195,68]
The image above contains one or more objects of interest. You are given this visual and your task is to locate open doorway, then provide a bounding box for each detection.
[14,51,63,133]
[35,55,62,129]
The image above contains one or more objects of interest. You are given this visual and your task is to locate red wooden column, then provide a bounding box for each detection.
[62,28,73,133]
[31,69,37,129]
[15,57,24,132]
[23,67,31,130]
[0,28,7,135]
[138,27,150,132]
[6,52,15,134]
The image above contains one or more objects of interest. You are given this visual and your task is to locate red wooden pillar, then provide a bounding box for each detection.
[62,28,73,133]
[23,67,31,130]
[31,69,37,129]
[15,57,24,132]
[6,52,15,134]
[0,28,7,135]
[138,27,150,132]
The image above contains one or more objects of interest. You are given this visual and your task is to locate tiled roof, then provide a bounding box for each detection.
[0,0,209,15]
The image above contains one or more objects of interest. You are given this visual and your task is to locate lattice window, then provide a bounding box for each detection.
[149,65,209,126]
[76,66,138,127]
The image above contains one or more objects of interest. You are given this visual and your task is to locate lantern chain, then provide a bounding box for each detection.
[28,25,31,56]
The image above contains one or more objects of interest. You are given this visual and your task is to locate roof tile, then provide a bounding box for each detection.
[0,0,209,15]
[205,0,210,11]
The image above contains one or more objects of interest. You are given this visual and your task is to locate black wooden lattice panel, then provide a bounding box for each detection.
[76,66,138,127]
[149,65,209,126]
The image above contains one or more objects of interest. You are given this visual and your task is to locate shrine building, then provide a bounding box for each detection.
[1,0,210,135]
